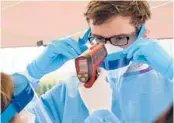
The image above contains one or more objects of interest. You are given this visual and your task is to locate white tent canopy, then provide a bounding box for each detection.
[1,1,173,48]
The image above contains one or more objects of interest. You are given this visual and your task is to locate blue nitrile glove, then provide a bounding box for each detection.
[123,38,173,80]
[27,37,88,79]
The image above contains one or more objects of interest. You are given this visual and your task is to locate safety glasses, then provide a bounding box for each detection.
[88,28,140,46]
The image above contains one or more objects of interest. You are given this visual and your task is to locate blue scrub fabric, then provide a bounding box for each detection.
[29,67,173,123]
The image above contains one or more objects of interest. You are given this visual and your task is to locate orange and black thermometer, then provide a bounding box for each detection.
[75,43,107,88]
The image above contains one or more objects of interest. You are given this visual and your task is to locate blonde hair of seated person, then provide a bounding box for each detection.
[1,72,19,123]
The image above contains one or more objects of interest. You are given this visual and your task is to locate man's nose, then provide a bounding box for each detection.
[105,39,112,44]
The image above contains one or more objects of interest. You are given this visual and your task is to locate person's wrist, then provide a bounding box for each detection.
[25,69,40,82]
[27,61,45,79]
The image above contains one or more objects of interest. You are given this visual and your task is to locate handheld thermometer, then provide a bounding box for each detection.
[75,43,107,88]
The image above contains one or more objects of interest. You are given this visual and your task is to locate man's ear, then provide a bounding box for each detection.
[143,28,150,38]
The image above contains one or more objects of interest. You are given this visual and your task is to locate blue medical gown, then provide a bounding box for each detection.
[29,67,173,123]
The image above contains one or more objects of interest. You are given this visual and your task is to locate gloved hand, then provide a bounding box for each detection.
[27,38,87,79]
[123,38,173,80]
[78,68,112,114]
